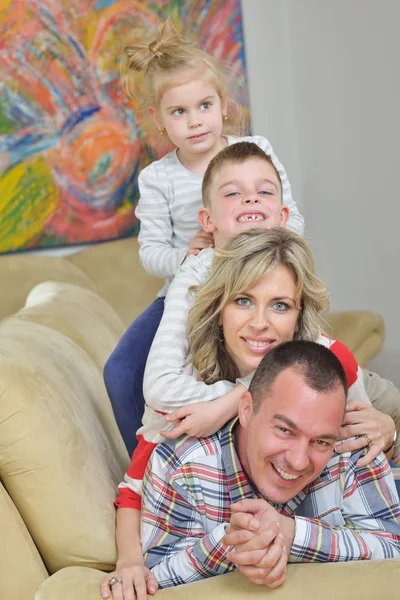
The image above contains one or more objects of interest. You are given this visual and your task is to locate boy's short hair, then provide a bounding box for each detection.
[202,142,282,208]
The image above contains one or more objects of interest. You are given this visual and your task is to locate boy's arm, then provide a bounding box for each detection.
[251,135,304,236]
[291,453,400,562]
[136,165,187,279]
[143,251,238,413]
[142,448,234,588]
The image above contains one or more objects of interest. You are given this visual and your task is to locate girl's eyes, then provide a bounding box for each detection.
[201,101,211,110]
[233,297,253,308]
[172,108,185,116]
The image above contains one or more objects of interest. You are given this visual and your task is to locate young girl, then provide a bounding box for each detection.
[103,18,304,456]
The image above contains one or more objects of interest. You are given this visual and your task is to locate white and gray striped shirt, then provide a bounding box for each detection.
[135,135,304,297]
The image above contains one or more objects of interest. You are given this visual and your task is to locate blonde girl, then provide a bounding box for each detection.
[104,18,304,457]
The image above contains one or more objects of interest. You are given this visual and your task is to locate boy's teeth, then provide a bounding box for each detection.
[238,214,264,222]
[246,339,270,348]
[274,465,299,481]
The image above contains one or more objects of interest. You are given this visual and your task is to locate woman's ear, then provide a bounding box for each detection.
[198,207,216,234]
[221,91,228,119]
[148,106,164,133]
[238,391,254,429]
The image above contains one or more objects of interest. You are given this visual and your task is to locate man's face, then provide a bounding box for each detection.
[237,368,345,504]
[198,158,289,247]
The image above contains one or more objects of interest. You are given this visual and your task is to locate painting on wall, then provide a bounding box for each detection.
[0,0,249,253]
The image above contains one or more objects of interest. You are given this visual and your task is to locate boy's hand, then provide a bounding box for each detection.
[184,229,214,259]
[161,400,226,439]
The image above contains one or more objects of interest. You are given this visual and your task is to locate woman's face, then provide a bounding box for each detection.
[220,265,301,377]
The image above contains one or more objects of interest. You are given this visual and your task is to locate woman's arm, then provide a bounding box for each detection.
[143,250,237,412]
[100,508,158,600]
[136,164,187,279]
[250,135,304,236]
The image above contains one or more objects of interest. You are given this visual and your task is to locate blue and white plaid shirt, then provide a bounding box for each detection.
[141,418,400,589]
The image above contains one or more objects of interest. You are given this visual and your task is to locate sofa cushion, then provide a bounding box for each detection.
[68,237,163,327]
[0,317,129,574]
[1,483,48,599]
[19,281,126,372]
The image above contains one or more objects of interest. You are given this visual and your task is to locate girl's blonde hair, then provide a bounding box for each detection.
[122,18,246,137]
[188,228,329,384]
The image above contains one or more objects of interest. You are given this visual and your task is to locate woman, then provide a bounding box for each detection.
[102,228,396,600]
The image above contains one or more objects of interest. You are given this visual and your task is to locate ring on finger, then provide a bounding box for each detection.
[108,576,122,587]
[362,433,372,446]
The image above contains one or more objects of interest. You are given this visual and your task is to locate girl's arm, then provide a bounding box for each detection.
[143,250,239,413]
[250,135,304,236]
[100,508,158,600]
[136,164,187,279]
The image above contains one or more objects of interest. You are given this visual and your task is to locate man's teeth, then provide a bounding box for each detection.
[246,339,270,348]
[238,214,264,222]
[274,465,300,481]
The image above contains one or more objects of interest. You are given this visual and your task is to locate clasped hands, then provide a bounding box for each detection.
[222,499,295,589]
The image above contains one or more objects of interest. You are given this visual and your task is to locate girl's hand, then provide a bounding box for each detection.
[100,562,158,600]
[335,400,396,467]
[161,400,227,439]
[184,229,214,259]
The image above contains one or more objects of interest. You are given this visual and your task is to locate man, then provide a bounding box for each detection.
[141,341,400,589]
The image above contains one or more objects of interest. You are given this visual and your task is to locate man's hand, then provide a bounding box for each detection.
[222,499,295,589]
[335,400,396,466]
[184,229,214,260]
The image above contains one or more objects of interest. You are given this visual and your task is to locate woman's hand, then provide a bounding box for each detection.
[335,400,396,467]
[162,400,228,439]
[100,562,158,600]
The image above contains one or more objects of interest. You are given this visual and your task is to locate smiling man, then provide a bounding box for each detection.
[141,341,400,590]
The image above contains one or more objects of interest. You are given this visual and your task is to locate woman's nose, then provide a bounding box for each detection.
[249,309,269,330]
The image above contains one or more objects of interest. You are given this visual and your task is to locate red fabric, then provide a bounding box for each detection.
[328,339,359,387]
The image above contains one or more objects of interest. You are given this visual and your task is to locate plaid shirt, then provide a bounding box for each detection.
[141,418,400,589]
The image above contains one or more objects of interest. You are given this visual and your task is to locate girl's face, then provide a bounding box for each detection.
[220,265,301,377]
[151,75,226,161]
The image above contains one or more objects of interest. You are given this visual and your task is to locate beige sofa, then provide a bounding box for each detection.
[1,237,397,600]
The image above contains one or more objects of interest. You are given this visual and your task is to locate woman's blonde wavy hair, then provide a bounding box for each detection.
[121,18,247,137]
[188,228,329,384]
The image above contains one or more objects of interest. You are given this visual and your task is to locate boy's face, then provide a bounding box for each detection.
[198,158,289,247]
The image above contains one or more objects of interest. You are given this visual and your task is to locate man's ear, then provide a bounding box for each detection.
[148,106,164,133]
[238,391,254,429]
[280,205,290,228]
[198,207,216,234]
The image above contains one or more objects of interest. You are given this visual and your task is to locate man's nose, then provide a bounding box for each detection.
[285,442,310,473]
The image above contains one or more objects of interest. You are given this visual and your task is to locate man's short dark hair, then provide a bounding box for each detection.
[249,340,348,412]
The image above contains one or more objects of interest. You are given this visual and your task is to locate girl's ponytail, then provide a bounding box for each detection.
[124,18,190,74]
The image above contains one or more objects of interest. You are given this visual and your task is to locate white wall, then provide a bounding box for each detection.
[242,0,400,386]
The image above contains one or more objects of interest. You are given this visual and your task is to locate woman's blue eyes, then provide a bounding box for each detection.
[233,298,290,311]
[234,297,252,307]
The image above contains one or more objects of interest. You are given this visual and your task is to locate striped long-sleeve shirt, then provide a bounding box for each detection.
[115,248,373,511]
[135,135,304,297]
[141,417,400,589]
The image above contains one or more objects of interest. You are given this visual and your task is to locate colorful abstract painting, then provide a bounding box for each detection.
[0,0,248,253]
